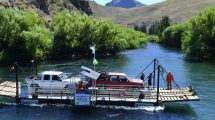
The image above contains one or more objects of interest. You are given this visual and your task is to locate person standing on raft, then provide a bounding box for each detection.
[166,71,174,90]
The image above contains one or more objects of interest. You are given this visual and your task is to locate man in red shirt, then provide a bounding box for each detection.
[77,81,84,92]
[166,72,174,90]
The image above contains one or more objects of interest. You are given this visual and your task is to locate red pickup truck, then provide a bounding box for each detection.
[88,72,144,89]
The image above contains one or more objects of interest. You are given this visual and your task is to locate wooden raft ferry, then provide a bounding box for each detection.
[0,59,199,107]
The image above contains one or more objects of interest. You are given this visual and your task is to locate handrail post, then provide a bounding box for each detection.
[96,91,97,101]
[35,58,38,76]
[109,92,110,101]
[61,91,62,99]
[15,62,20,103]
[155,65,160,106]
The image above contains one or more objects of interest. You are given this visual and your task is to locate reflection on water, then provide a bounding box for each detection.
[164,103,196,115]
[0,43,214,120]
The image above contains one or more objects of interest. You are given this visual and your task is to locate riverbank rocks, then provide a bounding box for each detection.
[70,0,93,15]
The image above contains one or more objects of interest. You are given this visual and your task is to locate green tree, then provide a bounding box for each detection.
[182,7,215,60]
[134,22,147,33]
[148,16,170,37]
[147,35,160,43]
[51,10,148,58]
[0,8,52,65]
[140,22,147,33]
[161,24,187,48]
[134,24,140,31]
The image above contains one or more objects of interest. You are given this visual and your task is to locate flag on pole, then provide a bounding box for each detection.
[90,45,95,54]
[93,58,98,65]
[90,44,98,65]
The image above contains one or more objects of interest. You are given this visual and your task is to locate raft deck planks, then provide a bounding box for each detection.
[0,81,17,97]
[0,81,199,105]
[95,88,199,104]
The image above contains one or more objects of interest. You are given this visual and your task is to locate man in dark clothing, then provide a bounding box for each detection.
[148,73,152,87]
[140,73,145,81]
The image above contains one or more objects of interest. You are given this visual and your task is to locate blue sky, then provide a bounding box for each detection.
[94,0,166,6]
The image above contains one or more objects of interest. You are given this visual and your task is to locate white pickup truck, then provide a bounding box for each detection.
[25,71,81,89]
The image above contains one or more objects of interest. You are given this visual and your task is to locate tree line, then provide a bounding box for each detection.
[148,16,170,38]
[160,7,215,61]
[134,22,147,33]
[133,16,170,43]
[133,16,170,38]
[0,8,148,66]
[133,7,215,61]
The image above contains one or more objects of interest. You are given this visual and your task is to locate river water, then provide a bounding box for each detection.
[0,43,214,120]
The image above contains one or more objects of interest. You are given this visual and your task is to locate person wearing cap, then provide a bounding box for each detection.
[166,71,174,90]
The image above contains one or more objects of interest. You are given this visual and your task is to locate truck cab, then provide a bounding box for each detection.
[26,71,80,89]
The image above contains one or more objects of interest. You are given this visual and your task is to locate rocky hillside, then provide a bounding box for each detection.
[0,0,92,15]
[0,0,93,24]
[90,0,215,26]
[2,0,215,28]
[70,0,92,15]
[105,0,144,8]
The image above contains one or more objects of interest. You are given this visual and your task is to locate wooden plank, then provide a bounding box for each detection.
[160,97,163,101]
[177,97,181,100]
[0,81,17,98]
[188,96,195,100]
[172,97,176,101]
[171,97,175,101]
[170,97,173,101]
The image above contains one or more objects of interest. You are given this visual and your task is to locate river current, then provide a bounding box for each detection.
[0,43,214,120]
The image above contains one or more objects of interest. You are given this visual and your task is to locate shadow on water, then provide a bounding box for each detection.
[0,97,15,104]
[164,103,196,116]
[158,45,182,54]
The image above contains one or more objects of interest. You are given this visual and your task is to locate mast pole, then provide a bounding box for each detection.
[35,58,38,76]
[155,65,160,106]
[94,48,95,70]
[153,59,156,88]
